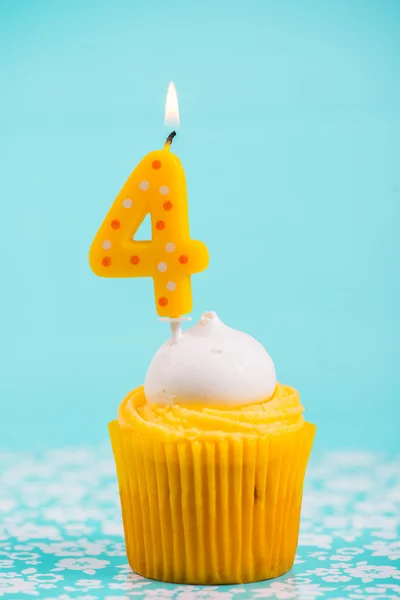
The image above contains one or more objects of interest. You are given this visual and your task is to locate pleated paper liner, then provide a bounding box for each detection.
[109,420,316,585]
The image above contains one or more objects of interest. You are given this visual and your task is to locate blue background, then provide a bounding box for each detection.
[0,0,399,452]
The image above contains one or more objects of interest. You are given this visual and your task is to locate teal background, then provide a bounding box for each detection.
[0,0,399,452]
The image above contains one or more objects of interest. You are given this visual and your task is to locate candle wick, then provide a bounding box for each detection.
[165,131,177,148]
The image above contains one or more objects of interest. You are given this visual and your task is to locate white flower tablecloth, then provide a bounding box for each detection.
[0,447,399,600]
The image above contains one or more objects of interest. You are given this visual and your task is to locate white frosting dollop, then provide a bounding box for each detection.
[144,312,276,407]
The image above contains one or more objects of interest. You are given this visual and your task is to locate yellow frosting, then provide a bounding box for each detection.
[118,383,305,441]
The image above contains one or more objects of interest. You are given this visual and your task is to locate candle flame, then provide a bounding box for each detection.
[164,81,180,128]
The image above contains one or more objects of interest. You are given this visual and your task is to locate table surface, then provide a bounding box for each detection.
[0,447,399,600]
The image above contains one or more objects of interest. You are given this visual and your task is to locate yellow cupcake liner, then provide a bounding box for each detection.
[109,420,315,584]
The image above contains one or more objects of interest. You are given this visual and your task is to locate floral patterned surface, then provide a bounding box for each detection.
[0,446,399,600]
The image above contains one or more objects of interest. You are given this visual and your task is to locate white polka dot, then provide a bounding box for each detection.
[159,185,169,195]
[165,242,175,253]
[166,281,176,292]
[158,262,168,273]
[122,198,132,208]
[102,240,112,250]
[139,180,149,191]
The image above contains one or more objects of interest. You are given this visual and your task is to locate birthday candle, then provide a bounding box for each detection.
[89,131,209,318]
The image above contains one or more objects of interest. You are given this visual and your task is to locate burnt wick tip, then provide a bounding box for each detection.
[165,131,177,146]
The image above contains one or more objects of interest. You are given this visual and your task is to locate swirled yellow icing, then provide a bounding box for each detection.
[118,383,305,441]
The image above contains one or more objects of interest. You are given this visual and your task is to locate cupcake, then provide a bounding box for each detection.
[109,311,315,584]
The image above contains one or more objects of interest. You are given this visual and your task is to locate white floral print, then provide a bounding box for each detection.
[344,562,400,583]
[0,446,398,598]
[365,540,400,561]
[53,557,110,575]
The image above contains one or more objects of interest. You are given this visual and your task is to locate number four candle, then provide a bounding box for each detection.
[89,130,209,318]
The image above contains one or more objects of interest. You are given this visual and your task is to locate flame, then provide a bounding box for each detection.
[164,81,180,128]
